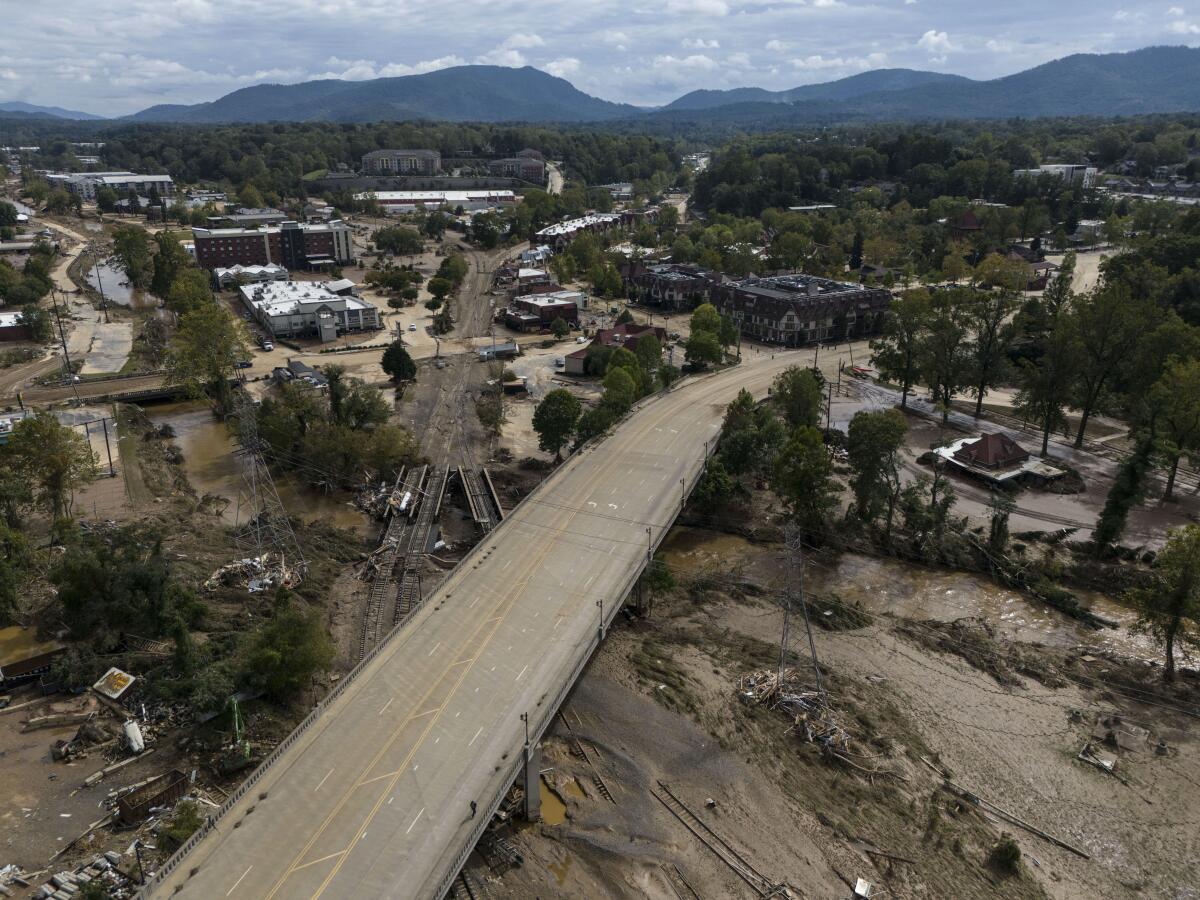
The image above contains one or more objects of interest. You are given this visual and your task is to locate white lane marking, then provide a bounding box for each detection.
[226,866,253,896]
[516,665,529,681]
[428,641,442,657]
[379,698,394,716]
[406,808,425,834]
[503,560,512,570]
[435,736,440,744]
[413,764,419,772]
[388,796,394,804]
[315,768,334,792]
[361,832,368,841]
[469,727,484,746]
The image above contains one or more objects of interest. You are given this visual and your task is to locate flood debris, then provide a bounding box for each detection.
[739,669,906,781]
[203,552,303,592]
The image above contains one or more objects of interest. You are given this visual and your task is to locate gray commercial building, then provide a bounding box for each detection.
[711,274,890,346]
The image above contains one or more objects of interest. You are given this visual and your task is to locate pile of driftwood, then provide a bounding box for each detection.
[739,669,904,782]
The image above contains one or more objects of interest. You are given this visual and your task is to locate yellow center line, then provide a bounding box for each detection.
[290,850,347,872]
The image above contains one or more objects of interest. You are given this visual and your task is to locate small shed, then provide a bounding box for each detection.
[952,433,1029,470]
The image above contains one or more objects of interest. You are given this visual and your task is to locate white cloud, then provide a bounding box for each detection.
[1167,6,1185,15]
[474,48,526,67]
[917,30,956,54]
[1169,18,1200,31]
[790,52,885,71]
[502,33,544,49]
[665,0,729,16]
[378,56,466,77]
[682,38,720,49]
[543,57,581,77]
[652,53,719,71]
[765,39,789,51]
[727,52,751,67]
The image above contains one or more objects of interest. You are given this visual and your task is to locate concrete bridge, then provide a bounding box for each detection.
[143,350,802,900]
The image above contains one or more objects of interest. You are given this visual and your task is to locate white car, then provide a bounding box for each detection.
[575,336,587,344]
[408,323,417,332]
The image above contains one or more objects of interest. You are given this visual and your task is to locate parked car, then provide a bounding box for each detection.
[408,323,417,332]
[235,360,252,369]
[555,358,565,369]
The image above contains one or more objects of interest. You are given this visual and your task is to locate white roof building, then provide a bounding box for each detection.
[239,280,380,342]
[357,190,517,213]
[213,263,289,288]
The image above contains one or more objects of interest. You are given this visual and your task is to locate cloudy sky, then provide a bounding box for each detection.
[2,1,1198,116]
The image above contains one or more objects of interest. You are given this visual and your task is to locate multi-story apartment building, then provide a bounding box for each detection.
[487,156,546,182]
[621,262,723,310]
[711,274,890,346]
[47,172,177,201]
[360,149,441,176]
[191,220,354,271]
[1012,164,1098,189]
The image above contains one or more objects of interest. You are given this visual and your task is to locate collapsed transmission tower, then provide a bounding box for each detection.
[230,392,307,590]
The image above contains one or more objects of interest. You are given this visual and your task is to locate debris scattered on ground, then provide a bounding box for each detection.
[204,552,303,592]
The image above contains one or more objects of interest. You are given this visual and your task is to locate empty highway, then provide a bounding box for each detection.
[145,349,803,900]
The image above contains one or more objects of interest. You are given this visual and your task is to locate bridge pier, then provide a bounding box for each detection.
[522,741,542,822]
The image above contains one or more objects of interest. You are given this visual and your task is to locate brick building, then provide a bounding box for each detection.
[361,149,441,176]
[487,157,546,183]
[711,274,890,346]
[503,291,581,331]
[621,262,723,310]
[191,220,354,271]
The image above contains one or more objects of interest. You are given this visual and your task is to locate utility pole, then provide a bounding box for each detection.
[90,244,110,323]
[825,380,832,433]
[813,341,819,370]
[679,477,686,511]
[49,287,82,407]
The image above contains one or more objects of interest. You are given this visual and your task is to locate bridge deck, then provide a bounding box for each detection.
[145,352,800,900]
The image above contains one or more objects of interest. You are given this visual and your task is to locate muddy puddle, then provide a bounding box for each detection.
[539,776,567,825]
[149,401,374,538]
[660,526,1158,661]
[86,261,156,309]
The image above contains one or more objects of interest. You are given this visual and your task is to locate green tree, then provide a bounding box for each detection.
[772,366,822,428]
[241,600,334,700]
[374,225,424,257]
[150,231,191,298]
[551,317,570,340]
[427,277,453,303]
[1014,306,1079,456]
[1150,360,1200,500]
[919,289,970,424]
[847,409,907,537]
[690,302,722,336]
[685,330,722,368]
[111,224,152,289]
[381,341,417,381]
[1070,284,1157,447]
[871,290,931,409]
[238,183,265,209]
[634,333,662,376]
[601,366,637,414]
[167,303,250,411]
[17,304,52,342]
[772,426,840,540]
[1093,435,1155,551]
[1127,525,1200,681]
[165,268,214,315]
[5,410,97,523]
[532,388,582,461]
[964,290,1017,418]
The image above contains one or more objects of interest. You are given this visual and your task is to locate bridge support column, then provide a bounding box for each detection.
[522,741,542,822]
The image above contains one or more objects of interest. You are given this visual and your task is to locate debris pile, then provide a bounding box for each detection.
[354,480,395,518]
[740,668,851,752]
[8,851,139,899]
[204,552,304,592]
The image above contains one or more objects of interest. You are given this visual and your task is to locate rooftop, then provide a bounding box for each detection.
[729,273,874,302]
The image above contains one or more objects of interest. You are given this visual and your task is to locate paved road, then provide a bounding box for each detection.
[146,350,804,900]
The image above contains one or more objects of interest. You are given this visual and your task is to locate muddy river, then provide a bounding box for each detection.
[660,526,1159,662]
[149,401,375,538]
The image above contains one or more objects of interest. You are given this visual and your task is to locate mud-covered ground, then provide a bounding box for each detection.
[471,530,1199,900]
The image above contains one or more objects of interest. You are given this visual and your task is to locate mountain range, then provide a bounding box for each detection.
[6,46,1200,126]
[0,100,104,121]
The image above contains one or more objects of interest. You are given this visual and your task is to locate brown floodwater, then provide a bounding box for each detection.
[539,776,567,826]
[149,401,375,538]
[86,261,157,309]
[659,526,1159,663]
